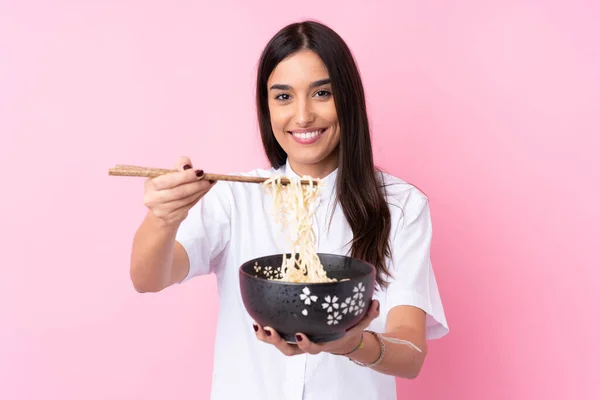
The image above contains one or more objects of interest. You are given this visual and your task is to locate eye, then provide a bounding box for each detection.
[275,93,291,101]
[314,90,332,98]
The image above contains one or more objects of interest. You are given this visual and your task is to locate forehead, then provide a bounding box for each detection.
[268,50,329,86]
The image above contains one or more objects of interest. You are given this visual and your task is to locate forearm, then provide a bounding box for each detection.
[346,328,427,379]
[130,211,180,292]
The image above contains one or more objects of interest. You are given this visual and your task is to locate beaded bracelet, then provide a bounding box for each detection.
[350,330,386,368]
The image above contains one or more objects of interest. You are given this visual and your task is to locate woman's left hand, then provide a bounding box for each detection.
[253,299,380,356]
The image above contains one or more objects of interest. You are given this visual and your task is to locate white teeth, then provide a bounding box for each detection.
[292,130,322,139]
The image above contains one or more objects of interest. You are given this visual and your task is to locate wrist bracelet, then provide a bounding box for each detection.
[350,330,386,368]
[332,332,364,356]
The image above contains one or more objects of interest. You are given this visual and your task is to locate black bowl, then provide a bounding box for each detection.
[239,253,375,343]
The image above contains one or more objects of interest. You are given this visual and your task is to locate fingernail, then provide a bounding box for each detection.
[183,164,191,170]
[295,334,302,342]
[265,329,272,337]
[253,324,258,332]
[195,169,204,177]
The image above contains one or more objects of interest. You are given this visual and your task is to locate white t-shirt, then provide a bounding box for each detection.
[175,160,449,400]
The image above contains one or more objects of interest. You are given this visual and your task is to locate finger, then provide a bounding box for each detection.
[348,300,380,333]
[174,156,193,171]
[152,186,209,217]
[254,323,279,345]
[361,299,380,325]
[260,326,303,356]
[294,333,321,355]
[154,179,214,204]
[151,168,205,191]
[253,322,269,342]
[169,185,211,208]
[369,299,380,317]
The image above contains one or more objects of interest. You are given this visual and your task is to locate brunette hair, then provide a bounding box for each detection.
[256,21,393,289]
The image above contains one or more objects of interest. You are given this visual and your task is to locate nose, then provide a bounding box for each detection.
[295,98,315,127]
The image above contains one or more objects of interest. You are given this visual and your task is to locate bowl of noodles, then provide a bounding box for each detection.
[239,252,375,343]
[238,173,375,343]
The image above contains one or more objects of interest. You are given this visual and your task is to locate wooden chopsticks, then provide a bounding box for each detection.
[108,164,316,186]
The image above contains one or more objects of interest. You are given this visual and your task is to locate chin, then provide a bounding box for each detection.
[287,148,324,161]
[287,151,336,169]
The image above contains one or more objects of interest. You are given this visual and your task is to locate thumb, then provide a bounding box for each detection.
[357,300,380,330]
[366,299,380,322]
[174,156,193,171]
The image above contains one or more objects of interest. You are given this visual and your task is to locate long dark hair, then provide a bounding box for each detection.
[256,20,393,289]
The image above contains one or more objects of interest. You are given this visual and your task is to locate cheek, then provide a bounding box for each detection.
[268,107,290,133]
[320,103,338,126]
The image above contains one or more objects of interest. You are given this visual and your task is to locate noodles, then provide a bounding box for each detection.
[262,174,335,283]
[263,174,333,283]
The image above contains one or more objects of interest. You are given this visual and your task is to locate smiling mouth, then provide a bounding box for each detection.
[288,128,327,140]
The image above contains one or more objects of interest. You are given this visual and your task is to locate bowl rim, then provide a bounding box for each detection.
[238,252,376,286]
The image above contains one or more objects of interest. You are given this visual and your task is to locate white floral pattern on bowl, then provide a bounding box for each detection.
[340,297,356,314]
[322,295,339,313]
[353,282,365,299]
[300,283,368,324]
[327,311,342,325]
[300,287,318,305]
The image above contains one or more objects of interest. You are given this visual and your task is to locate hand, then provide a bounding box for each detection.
[253,300,380,357]
[143,156,216,227]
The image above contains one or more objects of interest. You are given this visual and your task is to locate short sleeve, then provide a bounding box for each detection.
[175,183,232,283]
[383,195,449,340]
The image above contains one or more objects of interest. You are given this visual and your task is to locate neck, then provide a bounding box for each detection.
[288,151,339,179]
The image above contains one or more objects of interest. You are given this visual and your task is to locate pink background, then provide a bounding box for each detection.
[1,1,598,399]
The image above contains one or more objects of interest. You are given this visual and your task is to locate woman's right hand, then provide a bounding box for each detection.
[143,156,216,228]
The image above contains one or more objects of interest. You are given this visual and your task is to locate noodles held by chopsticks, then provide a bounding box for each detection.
[263,174,335,283]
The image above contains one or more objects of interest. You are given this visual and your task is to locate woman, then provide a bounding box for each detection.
[130,20,448,400]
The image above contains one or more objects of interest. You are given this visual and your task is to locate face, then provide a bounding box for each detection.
[267,49,341,177]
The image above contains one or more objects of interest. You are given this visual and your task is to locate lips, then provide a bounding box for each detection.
[288,128,326,145]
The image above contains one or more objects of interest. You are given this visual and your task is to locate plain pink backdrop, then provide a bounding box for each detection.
[1,1,598,399]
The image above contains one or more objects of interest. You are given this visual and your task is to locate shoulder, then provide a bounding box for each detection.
[377,169,430,223]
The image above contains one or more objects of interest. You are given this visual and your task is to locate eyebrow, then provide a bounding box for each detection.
[269,78,331,91]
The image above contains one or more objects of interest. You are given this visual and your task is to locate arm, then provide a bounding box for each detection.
[340,194,447,377]
[128,156,216,293]
[345,305,428,379]
[253,188,447,372]
[129,211,191,293]
[254,300,428,380]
